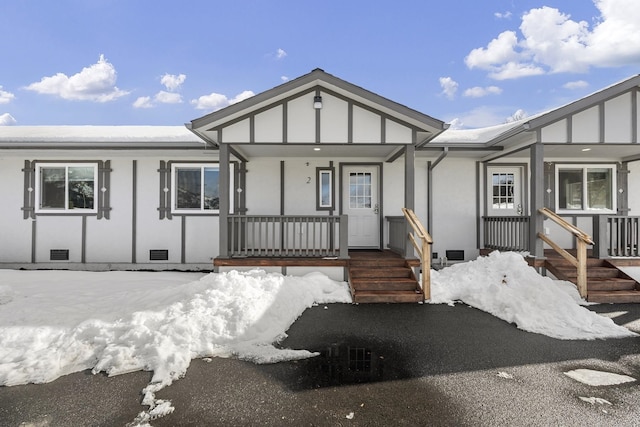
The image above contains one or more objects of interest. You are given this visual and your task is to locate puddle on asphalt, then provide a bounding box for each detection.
[290,342,412,389]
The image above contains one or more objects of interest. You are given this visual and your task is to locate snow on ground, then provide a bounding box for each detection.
[429,251,637,340]
[565,369,636,386]
[0,251,637,424]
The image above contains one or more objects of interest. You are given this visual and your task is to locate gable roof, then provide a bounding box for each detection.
[189,68,445,135]
[432,74,640,148]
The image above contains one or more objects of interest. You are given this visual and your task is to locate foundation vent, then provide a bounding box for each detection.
[50,249,70,261]
[149,249,169,261]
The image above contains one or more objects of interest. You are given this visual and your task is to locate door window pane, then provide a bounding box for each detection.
[492,173,514,209]
[349,172,372,208]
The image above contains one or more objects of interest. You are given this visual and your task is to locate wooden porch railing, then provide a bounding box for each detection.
[483,216,530,252]
[593,215,640,258]
[538,207,594,299]
[401,208,433,300]
[227,215,348,258]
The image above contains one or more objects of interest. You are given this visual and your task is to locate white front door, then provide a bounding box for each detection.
[343,165,380,248]
[487,166,525,216]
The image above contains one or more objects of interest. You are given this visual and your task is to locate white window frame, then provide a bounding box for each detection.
[555,164,617,214]
[34,162,98,214]
[170,163,234,214]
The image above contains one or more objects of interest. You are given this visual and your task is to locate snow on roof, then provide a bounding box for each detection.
[0,125,203,143]
[431,121,524,144]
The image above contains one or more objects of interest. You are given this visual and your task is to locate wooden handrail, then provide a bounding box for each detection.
[402,208,432,300]
[538,208,594,298]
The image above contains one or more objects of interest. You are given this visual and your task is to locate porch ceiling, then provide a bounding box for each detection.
[229,142,407,159]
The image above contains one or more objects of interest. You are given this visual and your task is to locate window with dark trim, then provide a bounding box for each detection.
[160,162,234,216]
[316,167,334,210]
[556,164,616,213]
[23,160,111,218]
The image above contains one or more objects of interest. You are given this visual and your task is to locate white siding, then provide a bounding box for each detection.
[245,158,282,214]
[352,105,381,143]
[35,216,84,262]
[629,161,640,215]
[223,119,250,143]
[385,119,412,144]
[184,216,219,263]
[572,106,599,143]
[430,158,478,261]
[320,93,349,143]
[135,157,182,264]
[0,157,34,262]
[287,94,316,143]
[604,93,633,143]
[85,158,133,263]
[254,105,283,143]
[541,119,568,143]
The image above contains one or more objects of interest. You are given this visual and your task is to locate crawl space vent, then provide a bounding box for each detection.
[149,249,169,261]
[50,249,69,261]
[445,250,465,261]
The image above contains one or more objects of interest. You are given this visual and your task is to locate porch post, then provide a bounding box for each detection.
[529,142,544,259]
[219,143,230,258]
[404,144,415,257]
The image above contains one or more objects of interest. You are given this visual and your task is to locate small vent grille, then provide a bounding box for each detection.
[446,250,465,261]
[50,249,69,261]
[150,249,169,261]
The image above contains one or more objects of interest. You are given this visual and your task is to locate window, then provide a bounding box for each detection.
[35,163,97,213]
[316,167,334,210]
[492,172,515,209]
[556,164,616,213]
[171,163,233,214]
[349,172,372,209]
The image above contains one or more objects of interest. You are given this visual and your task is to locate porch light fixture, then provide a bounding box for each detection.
[313,147,321,151]
[581,148,591,152]
[313,95,323,109]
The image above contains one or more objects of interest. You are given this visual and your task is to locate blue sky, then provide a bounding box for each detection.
[1,0,639,128]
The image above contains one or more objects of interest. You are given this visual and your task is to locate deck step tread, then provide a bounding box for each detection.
[353,290,423,304]
[587,290,640,303]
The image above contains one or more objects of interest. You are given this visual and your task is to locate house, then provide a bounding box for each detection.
[1,69,639,303]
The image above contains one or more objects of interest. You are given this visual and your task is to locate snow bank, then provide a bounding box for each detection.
[0,269,351,423]
[429,251,637,340]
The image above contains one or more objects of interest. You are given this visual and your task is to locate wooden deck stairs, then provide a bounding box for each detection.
[348,251,423,303]
[544,250,640,303]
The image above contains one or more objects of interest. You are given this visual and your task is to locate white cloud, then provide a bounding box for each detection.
[449,105,517,128]
[494,11,512,19]
[447,118,465,130]
[160,73,186,91]
[191,90,255,111]
[0,86,15,104]
[466,1,640,79]
[0,113,17,125]
[276,48,287,59]
[505,109,528,123]
[133,96,153,109]
[154,91,183,104]
[229,90,255,104]
[463,86,503,98]
[25,54,129,102]
[439,77,458,100]
[563,80,589,89]
[281,76,289,82]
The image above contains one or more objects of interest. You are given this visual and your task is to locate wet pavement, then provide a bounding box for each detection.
[1,303,639,426]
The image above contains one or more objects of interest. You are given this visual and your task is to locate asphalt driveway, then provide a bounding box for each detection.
[1,303,639,426]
